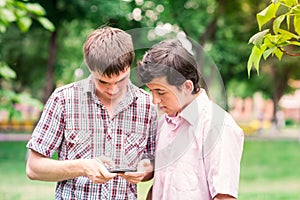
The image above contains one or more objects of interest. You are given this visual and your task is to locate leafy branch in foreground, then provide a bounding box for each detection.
[0,0,55,33]
[247,0,300,76]
[0,0,55,122]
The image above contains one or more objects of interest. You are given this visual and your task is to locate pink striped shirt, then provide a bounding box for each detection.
[153,89,244,199]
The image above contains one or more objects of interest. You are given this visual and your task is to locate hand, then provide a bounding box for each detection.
[118,159,153,184]
[82,156,117,184]
[213,194,236,200]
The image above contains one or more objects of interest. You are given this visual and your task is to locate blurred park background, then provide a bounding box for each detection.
[0,0,300,199]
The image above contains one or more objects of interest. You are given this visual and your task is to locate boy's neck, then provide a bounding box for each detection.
[178,90,201,115]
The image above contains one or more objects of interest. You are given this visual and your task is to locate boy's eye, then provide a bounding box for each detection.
[99,80,107,84]
[157,92,166,95]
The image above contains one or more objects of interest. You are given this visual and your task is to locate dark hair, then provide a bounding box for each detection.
[138,39,201,94]
[83,26,134,77]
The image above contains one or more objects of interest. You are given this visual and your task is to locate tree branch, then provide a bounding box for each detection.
[279,47,300,56]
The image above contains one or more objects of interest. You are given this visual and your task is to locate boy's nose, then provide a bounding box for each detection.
[107,84,119,93]
[152,95,161,104]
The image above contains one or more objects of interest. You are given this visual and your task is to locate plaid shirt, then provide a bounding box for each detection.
[27,76,157,200]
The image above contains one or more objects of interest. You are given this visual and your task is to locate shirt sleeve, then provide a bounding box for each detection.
[26,90,65,157]
[203,123,244,199]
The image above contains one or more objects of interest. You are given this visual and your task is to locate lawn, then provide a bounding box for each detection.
[0,140,300,200]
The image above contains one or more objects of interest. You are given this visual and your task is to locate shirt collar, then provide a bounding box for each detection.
[78,75,94,94]
[78,75,138,106]
[178,89,210,126]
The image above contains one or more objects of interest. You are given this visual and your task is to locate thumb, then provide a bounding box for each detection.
[140,159,151,166]
[137,159,152,171]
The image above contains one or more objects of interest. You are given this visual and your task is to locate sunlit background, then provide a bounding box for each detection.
[0,0,300,199]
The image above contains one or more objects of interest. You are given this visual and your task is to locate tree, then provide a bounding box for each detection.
[0,0,54,121]
[25,0,139,104]
[247,0,300,75]
[247,0,300,123]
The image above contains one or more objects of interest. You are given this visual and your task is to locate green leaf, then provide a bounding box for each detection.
[294,15,300,36]
[284,0,298,7]
[287,41,300,46]
[0,62,16,80]
[26,3,46,16]
[0,8,17,23]
[287,14,290,30]
[263,46,277,59]
[291,5,300,14]
[257,3,280,30]
[274,48,283,59]
[248,29,269,45]
[263,34,274,46]
[247,46,262,76]
[37,17,55,32]
[0,24,6,33]
[15,9,27,18]
[16,16,32,32]
[13,1,27,10]
[278,28,299,40]
[273,15,285,34]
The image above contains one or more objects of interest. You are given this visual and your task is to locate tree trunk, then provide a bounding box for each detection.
[42,31,57,104]
[271,64,291,125]
[198,0,224,46]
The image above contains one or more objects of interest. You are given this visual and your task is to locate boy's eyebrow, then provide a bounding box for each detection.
[98,74,129,84]
[151,88,165,92]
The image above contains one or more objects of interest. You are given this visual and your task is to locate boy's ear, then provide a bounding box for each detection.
[183,80,194,94]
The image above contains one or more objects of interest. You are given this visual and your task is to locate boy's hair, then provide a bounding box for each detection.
[83,26,134,77]
[138,39,200,94]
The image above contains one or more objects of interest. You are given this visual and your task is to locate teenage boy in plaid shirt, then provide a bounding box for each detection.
[26,26,157,199]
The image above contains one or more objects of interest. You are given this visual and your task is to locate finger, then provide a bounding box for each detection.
[95,158,117,179]
[94,177,109,184]
[124,171,145,177]
[137,160,153,172]
[100,167,117,179]
[142,159,151,166]
[118,174,143,184]
[138,159,151,167]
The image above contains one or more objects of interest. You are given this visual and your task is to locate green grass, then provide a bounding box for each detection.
[0,142,55,200]
[1,140,300,200]
[239,140,300,200]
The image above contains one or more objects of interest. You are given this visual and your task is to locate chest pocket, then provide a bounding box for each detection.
[65,129,92,160]
[123,127,147,168]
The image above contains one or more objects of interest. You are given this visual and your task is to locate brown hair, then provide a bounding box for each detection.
[138,39,201,94]
[83,26,134,77]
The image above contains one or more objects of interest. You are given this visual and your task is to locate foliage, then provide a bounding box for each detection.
[248,0,300,75]
[1,0,298,123]
[0,61,16,80]
[0,0,54,122]
[0,0,54,33]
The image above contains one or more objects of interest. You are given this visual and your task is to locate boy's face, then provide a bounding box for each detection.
[91,67,130,102]
[146,77,186,116]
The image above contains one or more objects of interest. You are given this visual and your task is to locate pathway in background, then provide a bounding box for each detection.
[246,127,300,141]
[0,133,31,141]
[1,127,299,142]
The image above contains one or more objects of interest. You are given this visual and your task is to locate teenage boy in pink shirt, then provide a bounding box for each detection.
[138,39,244,200]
